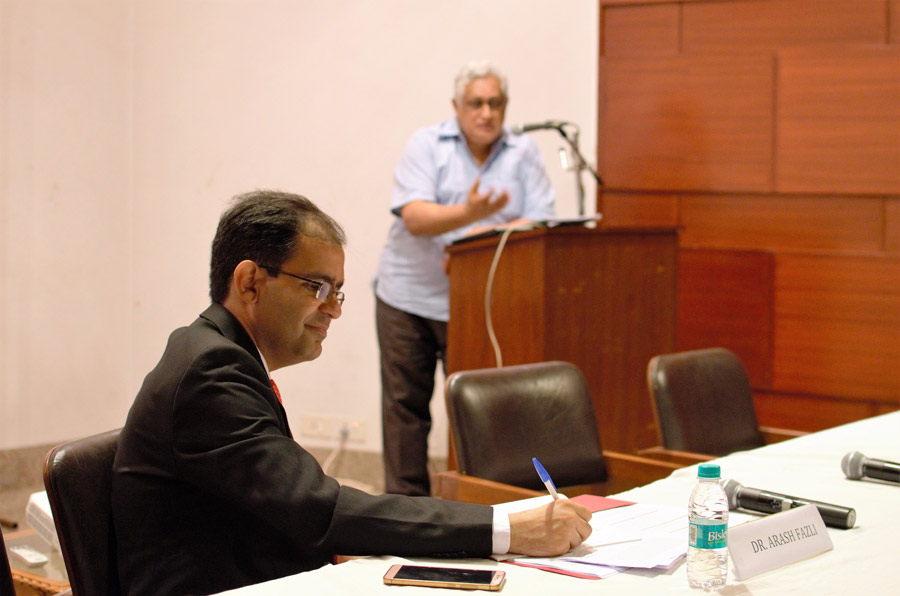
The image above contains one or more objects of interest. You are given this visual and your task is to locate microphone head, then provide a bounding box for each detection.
[721,478,742,510]
[841,451,866,479]
[510,124,525,135]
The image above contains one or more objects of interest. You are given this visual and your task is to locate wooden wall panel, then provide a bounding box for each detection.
[604,55,773,191]
[753,390,895,432]
[773,254,900,402]
[891,0,900,44]
[598,191,679,227]
[602,3,680,57]
[600,0,900,438]
[679,194,885,252]
[682,0,887,53]
[887,198,900,253]
[677,248,773,387]
[776,46,900,195]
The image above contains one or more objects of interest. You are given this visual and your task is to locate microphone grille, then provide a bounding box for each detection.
[721,478,740,510]
[510,124,524,135]
[841,451,865,479]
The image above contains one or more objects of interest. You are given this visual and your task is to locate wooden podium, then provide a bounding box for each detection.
[446,224,678,456]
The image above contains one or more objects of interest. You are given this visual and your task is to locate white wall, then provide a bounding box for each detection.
[1,0,599,457]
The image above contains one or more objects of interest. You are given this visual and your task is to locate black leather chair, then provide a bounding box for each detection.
[645,348,804,462]
[43,428,121,596]
[433,361,680,505]
[0,531,17,596]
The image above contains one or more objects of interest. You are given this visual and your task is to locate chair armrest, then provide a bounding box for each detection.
[760,426,807,444]
[638,446,717,465]
[431,471,542,505]
[432,453,682,505]
[639,428,807,463]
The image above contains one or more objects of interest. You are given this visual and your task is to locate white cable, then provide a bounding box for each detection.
[321,425,348,475]
[484,226,518,368]
[319,426,376,493]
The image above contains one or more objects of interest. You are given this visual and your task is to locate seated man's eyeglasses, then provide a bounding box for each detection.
[260,265,345,306]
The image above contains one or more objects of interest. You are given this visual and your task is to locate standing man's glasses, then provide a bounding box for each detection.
[464,97,507,111]
[260,265,345,306]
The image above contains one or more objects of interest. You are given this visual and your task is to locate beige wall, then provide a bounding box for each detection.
[0,0,600,455]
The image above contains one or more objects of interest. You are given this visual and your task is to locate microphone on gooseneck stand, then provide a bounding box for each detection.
[510,120,569,134]
[722,479,856,529]
[841,451,900,485]
[509,119,604,211]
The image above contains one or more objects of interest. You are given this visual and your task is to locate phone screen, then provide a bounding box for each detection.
[384,564,506,590]
[394,566,496,583]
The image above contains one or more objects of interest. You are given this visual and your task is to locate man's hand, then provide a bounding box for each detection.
[464,177,509,220]
[399,178,511,237]
[507,499,592,557]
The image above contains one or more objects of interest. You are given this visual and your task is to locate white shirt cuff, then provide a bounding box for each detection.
[491,507,511,554]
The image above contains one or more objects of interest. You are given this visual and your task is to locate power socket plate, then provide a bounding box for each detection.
[299,415,365,443]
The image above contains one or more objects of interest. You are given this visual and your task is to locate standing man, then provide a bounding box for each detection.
[112,191,588,596]
[375,61,555,496]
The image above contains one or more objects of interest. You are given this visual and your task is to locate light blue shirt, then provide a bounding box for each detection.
[375,118,555,321]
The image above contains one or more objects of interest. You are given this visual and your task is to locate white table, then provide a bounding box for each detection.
[216,411,900,595]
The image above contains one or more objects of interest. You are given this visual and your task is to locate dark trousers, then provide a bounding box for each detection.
[376,296,447,496]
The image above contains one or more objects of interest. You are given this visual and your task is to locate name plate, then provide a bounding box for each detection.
[728,504,833,581]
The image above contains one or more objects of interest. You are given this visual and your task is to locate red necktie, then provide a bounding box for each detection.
[270,379,282,404]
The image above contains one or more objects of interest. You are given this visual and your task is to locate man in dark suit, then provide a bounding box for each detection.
[112,190,591,596]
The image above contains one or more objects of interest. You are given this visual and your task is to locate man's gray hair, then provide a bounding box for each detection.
[453,60,508,102]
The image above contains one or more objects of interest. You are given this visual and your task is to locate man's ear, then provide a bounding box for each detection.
[232,260,266,304]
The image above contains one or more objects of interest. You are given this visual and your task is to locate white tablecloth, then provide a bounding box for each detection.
[217,411,900,595]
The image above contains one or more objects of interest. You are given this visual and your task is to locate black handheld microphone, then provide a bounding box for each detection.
[841,451,900,485]
[722,479,856,529]
[510,120,568,134]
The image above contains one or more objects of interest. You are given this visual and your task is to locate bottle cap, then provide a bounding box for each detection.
[698,463,721,479]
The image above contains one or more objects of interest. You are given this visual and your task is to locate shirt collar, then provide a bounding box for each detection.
[257,347,271,377]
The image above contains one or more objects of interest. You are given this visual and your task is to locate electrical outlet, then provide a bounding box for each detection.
[300,415,365,443]
[341,419,365,443]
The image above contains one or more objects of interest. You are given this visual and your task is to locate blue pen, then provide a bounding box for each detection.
[532,457,561,500]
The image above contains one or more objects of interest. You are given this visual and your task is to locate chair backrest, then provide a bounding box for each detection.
[43,428,122,596]
[446,361,607,491]
[0,531,17,596]
[647,348,764,455]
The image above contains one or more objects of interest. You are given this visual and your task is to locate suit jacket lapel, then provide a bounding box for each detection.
[198,303,294,438]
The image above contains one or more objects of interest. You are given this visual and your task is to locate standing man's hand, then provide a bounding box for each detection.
[400,177,511,237]
[507,499,592,557]
[465,177,509,220]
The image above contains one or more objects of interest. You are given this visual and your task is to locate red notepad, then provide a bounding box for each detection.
[569,493,634,512]
[503,559,604,580]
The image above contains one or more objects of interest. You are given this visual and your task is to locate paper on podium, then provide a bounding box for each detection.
[450,214,603,245]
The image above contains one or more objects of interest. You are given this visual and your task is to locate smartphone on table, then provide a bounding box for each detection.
[383,564,506,591]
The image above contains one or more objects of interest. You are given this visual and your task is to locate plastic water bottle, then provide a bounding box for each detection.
[687,463,728,589]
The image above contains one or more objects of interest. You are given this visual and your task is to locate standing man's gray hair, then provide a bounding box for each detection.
[453,60,509,103]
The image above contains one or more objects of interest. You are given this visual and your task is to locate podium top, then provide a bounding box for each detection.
[450,215,603,246]
[448,219,679,252]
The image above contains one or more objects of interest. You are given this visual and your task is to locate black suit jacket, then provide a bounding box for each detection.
[112,304,491,596]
